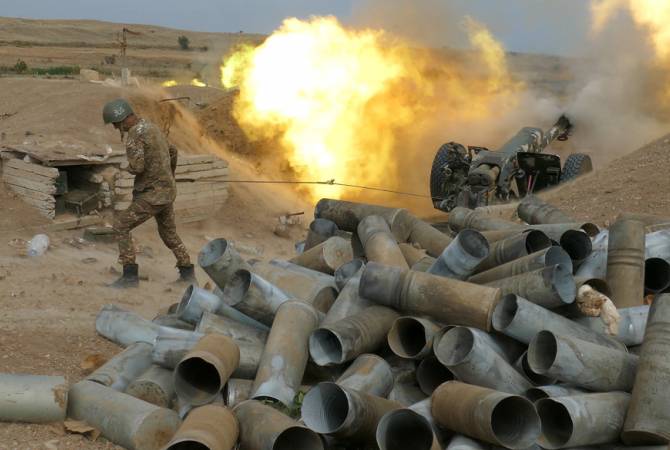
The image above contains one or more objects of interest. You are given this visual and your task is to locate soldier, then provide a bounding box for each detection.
[102,98,196,288]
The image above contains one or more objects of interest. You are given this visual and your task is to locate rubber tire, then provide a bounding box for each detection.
[561,153,592,182]
[430,144,452,204]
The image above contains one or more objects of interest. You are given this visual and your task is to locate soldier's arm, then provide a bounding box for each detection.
[168,143,178,174]
[126,134,146,174]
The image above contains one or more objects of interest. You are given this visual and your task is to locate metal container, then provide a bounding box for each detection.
[235,399,324,450]
[536,392,631,448]
[251,301,320,406]
[623,294,670,445]
[448,207,524,232]
[573,305,649,347]
[427,229,489,280]
[527,331,638,392]
[517,195,575,225]
[435,326,531,395]
[475,230,551,273]
[198,238,252,290]
[87,342,153,392]
[252,260,338,313]
[164,404,238,450]
[304,218,339,251]
[174,334,240,406]
[485,264,576,308]
[302,382,402,441]
[645,257,670,294]
[125,365,175,408]
[177,284,269,331]
[468,246,573,285]
[387,316,441,360]
[360,263,500,331]
[67,380,181,450]
[416,355,455,395]
[222,269,291,325]
[431,380,541,449]
[492,294,627,350]
[336,353,394,398]
[358,214,409,269]
[95,304,160,347]
[376,407,438,450]
[322,271,373,327]
[290,236,353,274]
[309,305,399,366]
[558,229,593,263]
[0,374,67,423]
[607,219,646,308]
[195,310,268,348]
[223,378,311,408]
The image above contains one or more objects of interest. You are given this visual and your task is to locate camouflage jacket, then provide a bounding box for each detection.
[125,119,178,205]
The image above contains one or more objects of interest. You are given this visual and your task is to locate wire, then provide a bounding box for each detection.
[178,177,435,199]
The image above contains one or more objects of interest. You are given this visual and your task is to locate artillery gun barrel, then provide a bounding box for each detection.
[498,115,571,156]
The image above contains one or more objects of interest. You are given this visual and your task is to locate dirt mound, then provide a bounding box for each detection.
[544,133,670,225]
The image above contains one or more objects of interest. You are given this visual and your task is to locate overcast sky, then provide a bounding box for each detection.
[0,0,593,55]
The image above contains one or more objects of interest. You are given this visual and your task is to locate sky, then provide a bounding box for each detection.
[0,0,593,56]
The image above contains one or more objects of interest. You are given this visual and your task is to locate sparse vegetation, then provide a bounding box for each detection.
[178,35,190,50]
[13,59,28,73]
[0,62,80,77]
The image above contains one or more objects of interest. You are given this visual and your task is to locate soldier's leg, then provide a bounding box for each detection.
[155,202,191,266]
[113,199,156,265]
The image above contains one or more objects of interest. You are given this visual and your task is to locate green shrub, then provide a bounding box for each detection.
[178,35,190,50]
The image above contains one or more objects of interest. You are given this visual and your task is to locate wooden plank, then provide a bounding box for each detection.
[175,161,227,174]
[175,168,229,181]
[3,174,57,194]
[5,183,56,203]
[2,166,59,185]
[6,158,59,178]
[16,194,56,211]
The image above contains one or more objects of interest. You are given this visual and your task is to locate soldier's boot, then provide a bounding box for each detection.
[109,263,139,288]
[175,264,197,285]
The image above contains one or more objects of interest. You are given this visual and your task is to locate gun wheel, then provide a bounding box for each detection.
[561,153,592,183]
[430,144,454,207]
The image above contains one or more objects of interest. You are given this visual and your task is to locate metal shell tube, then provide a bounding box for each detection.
[606,219,646,308]
[357,215,409,269]
[222,269,291,325]
[376,408,437,450]
[527,331,638,392]
[645,257,670,294]
[524,384,588,402]
[67,380,181,450]
[485,264,576,308]
[431,380,541,449]
[125,365,175,408]
[360,263,500,331]
[623,294,670,445]
[475,230,551,273]
[151,314,194,331]
[87,342,153,392]
[448,207,524,232]
[195,310,268,348]
[304,218,339,251]
[406,217,454,258]
[446,435,489,449]
[334,258,364,290]
[573,305,649,347]
[435,326,531,395]
[387,316,442,360]
[514,351,557,386]
[336,353,394,398]
[164,404,238,450]
[96,304,160,347]
[492,294,627,350]
[301,381,402,441]
[251,301,320,406]
[174,334,240,406]
[645,229,670,260]
[388,382,428,407]
[527,222,600,238]
[177,284,269,331]
[290,236,353,275]
[399,243,431,268]
[198,238,251,290]
[0,374,67,423]
[252,260,338,313]
[559,229,593,263]
[575,230,609,279]
[322,273,373,327]
[517,195,575,225]
[416,355,455,395]
[309,306,399,366]
[468,246,573,285]
[427,229,490,280]
[235,399,324,450]
[536,392,631,448]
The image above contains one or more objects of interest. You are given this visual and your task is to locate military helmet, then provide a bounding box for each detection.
[102,98,134,124]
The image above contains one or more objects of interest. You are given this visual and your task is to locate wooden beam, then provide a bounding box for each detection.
[2,166,59,185]
[175,169,229,181]
[175,161,228,174]
[5,183,56,203]
[3,174,57,195]
[5,158,59,178]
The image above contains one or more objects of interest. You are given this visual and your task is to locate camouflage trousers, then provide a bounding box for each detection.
[113,198,191,266]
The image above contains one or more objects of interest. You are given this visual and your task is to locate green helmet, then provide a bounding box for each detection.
[102,99,134,124]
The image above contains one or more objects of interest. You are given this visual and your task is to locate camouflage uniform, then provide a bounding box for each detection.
[113,118,191,266]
